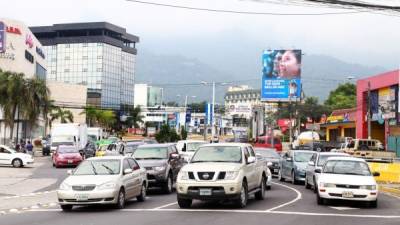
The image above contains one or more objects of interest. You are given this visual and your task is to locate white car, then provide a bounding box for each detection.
[176,140,207,162]
[57,156,147,211]
[0,145,34,167]
[316,157,379,208]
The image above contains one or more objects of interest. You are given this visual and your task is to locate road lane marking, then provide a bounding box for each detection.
[153,202,178,209]
[265,182,302,211]
[329,206,359,211]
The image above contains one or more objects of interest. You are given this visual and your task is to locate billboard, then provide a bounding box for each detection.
[261,49,302,101]
[205,103,213,125]
[0,22,5,53]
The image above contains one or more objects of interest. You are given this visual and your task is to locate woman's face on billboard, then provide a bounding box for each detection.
[279,51,300,78]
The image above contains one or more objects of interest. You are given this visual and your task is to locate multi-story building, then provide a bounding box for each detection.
[30,22,139,110]
[134,84,163,108]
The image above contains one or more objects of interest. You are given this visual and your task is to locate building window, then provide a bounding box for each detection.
[97,55,102,59]
[52,45,57,49]
[96,68,102,72]
[97,43,103,46]
[82,43,88,47]
[82,56,88,60]
[64,68,70,73]
[25,50,34,63]
[51,58,56,62]
[35,63,47,80]
[51,71,56,74]
[65,44,70,48]
[82,68,88,72]
[65,56,70,60]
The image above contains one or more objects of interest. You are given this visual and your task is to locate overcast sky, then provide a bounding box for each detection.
[3,0,400,69]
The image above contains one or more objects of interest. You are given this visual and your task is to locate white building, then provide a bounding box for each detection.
[134,84,163,108]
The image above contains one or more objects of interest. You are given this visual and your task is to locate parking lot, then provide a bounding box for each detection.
[1,156,400,225]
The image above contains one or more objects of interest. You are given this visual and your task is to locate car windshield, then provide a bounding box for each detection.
[88,135,97,142]
[294,152,314,162]
[73,160,120,175]
[323,160,371,176]
[255,150,280,159]
[58,147,78,154]
[124,146,136,154]
[317,155,347,166]
[52,136,74,143]
[191,146,242,163]
[187,142,206,152]
[133,147,168,159]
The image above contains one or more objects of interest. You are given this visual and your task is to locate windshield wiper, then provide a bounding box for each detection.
[90,162,98,175]
[101,164,115,174]
[190,160,208,163]
[141,157,165,160]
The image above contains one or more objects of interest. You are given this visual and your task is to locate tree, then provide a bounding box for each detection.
[166,101,179,107]
[126,106,144,129]
[50,107,74,124]
[325,83,356,110]
[97,110,116,129]
[155,124,180,143]
[80,105,99,127]
[24,78,50,130]
[180,126,187,140]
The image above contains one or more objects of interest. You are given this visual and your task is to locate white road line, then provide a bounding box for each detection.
[270,210,400,219]
[265,182,302,211]
[153,202,178,209]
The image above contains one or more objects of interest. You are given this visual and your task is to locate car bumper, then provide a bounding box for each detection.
[55,159,82,166]
[177,180,242,200]
[24,158,34,164]
[268,166,280,176]
[146,171,167,186]
[295,171,306,181]
[319,188,378,201]
[57,189,118,205]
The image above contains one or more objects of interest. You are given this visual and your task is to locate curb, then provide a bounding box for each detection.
[379,186,400,198]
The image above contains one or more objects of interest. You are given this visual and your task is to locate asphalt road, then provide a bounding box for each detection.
[1,170,400,225]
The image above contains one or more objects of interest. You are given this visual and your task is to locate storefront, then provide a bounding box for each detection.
[356,70,399,148]
[320,108,356,142]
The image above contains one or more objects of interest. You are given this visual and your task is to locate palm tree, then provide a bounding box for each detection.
[80,105,99,127]
[43,99,58,132]
[127,106,144,131]
[97,110,116,129]
[50,107,74,124]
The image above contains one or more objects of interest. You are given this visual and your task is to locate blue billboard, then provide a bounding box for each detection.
[0,22,5,53]
[261,49,302,101]
[205,103,213,125]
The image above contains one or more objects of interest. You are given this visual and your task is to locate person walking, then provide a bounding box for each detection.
[26,141,34,156]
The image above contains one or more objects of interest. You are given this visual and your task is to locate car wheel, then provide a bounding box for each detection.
[305,176,311,189]
[115,188,126,209]
[278,169,285,182]
[235,181,248,208]
[313,177,318,193]
[137,183,147,202]
[369,200,378,208]
[291,171,298,185]
[60,205,73,212]
[177,197,192,208]
[163,173,173,194]
[12,159,23,168]
[316,191,324,205]
[255,176,266,200]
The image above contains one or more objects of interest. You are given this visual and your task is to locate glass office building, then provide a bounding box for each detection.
[31,22,139,109]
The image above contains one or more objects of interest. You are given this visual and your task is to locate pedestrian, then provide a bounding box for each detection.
[26,141,34,156]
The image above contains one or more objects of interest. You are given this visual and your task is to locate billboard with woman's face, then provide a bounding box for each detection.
[261,49,302,101]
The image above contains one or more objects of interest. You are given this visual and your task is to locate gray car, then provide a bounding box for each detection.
[305,152,349,192]
[278,150,314,184]
[133,143,184,193]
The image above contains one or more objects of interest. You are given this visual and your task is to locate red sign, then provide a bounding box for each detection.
[25,34,33,48]
[6,26,21,35]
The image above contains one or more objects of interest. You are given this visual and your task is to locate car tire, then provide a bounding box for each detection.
[278,170,285,182]
[177,197,192,208]
[305,176,311,189]
[163,173,173,194]
[235,181,248,208]
[60,205,73,212]
[316,191,324,205]
[255,176,266,200]
[291,171,298,185]
[369,200,378,208]
[115,188,126,209]
[137,183,147,202]
[313,177,318,193]
[12,159,23,168]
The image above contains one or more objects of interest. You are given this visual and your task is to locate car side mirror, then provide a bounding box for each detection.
[308,161,315,166]
[314,168,322,173]
[373,172,380,177]
[67,169,73,175]
[286,157,293,162]
[267,161,273,167]
[124,168,133,175]
[247,156,256,164]
[170,153,179,159]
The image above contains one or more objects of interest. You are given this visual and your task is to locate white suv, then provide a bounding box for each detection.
[176,143,268,208]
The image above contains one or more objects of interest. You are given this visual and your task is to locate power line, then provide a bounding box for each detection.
[125,0,370,16]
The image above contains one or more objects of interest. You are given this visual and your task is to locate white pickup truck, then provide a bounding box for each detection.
[176,143,268,208]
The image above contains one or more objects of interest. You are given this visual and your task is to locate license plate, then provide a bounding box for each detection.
[68,160,73,163]
[75,194,89,201]
[274,169,278,173]
[199,188,212,196]
[342,191,354,198]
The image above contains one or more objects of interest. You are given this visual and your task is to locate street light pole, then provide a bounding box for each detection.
[212,81,216,137]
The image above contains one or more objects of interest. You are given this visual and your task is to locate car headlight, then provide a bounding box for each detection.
[320,182,335,188]
[360,185,376,190]
[59,182,71,191]
[225,171,239,180]
[154,166,166,171]
[178,171,189,180]
[98,182,117,190]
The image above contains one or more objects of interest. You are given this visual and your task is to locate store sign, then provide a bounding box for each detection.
[25,34,33,48]
[6,26,21,35]
[326,115,344,123]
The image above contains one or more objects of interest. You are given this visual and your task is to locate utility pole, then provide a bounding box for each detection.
[211,82,216,138]
[367,81,371,139]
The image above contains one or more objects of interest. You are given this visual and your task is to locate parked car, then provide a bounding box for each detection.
[176,143,268,208]
[52,145,83,168]
[254,136,282,152]
[278,150,314,184]
[57,156,147,211]
[254,147,280,177]
[133,143,184,193]
[176,140,207,162]
[315,157,379,208]
[305,152,349,191]
[0,145,34,167]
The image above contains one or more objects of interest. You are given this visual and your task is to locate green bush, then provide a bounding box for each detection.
[155,124,181,143]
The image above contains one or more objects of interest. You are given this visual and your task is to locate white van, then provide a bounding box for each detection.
[50,123,88,152]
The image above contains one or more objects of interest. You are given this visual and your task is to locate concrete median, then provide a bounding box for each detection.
[369,162,400,183]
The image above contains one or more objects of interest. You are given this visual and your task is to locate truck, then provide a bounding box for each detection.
[87,127,103,142]
[50,123,88,153]
[334,138,396,161]
[176,143,268,208]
